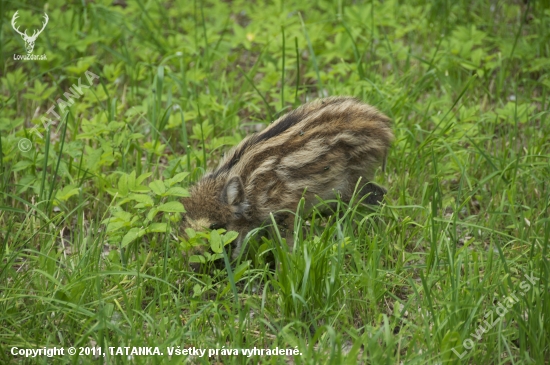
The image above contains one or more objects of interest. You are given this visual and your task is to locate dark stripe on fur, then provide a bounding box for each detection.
[255,110,302,144]
[213,108,304,177]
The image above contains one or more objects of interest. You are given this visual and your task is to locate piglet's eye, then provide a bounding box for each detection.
[209,223,225,230]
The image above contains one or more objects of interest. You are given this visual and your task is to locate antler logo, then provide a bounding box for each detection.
[11,11,49,54]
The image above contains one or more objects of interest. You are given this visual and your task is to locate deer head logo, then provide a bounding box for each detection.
[11,11,49,54]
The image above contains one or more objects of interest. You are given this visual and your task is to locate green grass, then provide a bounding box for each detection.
[1,0,549,364]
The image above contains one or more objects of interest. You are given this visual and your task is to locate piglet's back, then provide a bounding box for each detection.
[207,96,393,219]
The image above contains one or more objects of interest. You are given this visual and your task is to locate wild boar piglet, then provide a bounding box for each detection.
[181,96,394,258]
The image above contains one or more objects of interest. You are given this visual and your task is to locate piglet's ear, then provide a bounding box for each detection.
[221,176,245,206]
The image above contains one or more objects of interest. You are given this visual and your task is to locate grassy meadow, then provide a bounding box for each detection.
[1,0,549,363]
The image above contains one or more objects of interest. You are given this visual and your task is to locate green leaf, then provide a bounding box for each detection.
[136,172,152,185]
[149,180,166,195]
[118,174,129,196]
[55,185,80,202]
[158,201,185,213]
[112,210,132,221]
[223,231,239,246]
[210,229,223,253]
[191,120,213,141]
[121,227,145,247]
[105,220,129,233]
[107,249,120,263]
[164,187,190,197]
[233,261,250,280]
[209,253,223,261]
[12,160,34,172]
[166,172,189,187]
[127,171,136,190]
[441,331,462,362]
[118,193,154,207]
[129,193,154,206]
[146,208,159,221]
[189,255,206,264]
[148,223,168,233]
[193,283,203,297]
[85,147,102,172]
[221,261,250,296]
[131,185,151,193]
[185,228,196,239]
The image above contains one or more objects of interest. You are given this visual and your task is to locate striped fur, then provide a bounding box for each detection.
[181,96,394,258]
